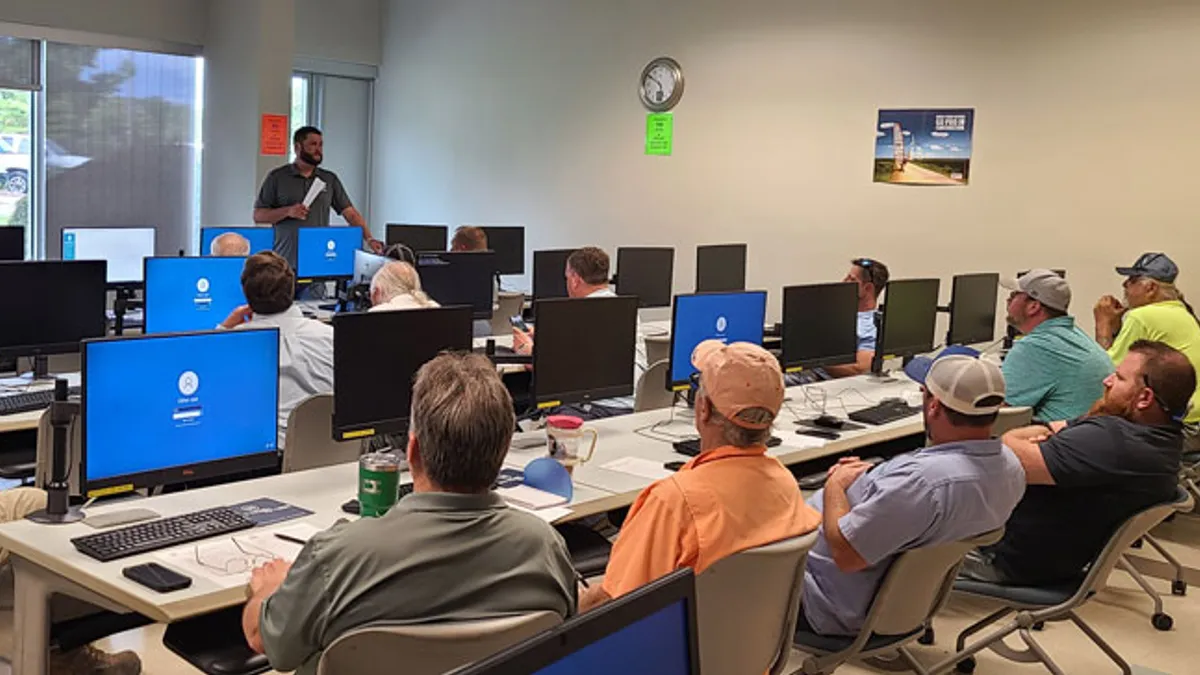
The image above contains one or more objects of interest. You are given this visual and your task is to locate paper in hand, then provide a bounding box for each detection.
[302,178,327,209]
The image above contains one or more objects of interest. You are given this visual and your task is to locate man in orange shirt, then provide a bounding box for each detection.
[580,340,821,611]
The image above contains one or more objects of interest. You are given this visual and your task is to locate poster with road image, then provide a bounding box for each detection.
[874,108,974,186]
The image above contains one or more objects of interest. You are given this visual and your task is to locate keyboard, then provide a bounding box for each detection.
[70,506,256,562]
[675,436,782,456]
[849,399,921,426]
[0,387,80,416]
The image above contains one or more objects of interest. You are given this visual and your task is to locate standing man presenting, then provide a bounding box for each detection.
[253,126,383,265]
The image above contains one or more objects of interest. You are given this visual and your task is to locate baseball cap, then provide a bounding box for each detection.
[1000,269,1071,312]
[1116,253,1178,283]
[903,347,1006,416]
[691,340,785,429]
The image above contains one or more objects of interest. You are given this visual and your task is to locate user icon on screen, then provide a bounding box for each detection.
[178,371,200,397]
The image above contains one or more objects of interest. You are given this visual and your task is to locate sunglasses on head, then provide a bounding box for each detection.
[854,258,885,289]
[1142,373,1184,422]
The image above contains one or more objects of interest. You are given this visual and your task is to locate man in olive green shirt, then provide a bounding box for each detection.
[1096,253,1200,449]
[241,354,577,674]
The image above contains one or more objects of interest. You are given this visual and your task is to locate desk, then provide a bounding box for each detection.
[0,411,39,434]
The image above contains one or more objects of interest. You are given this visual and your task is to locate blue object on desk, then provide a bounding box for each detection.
[143,257,247,334]
[229,498,313,526]
[523,457,573,501]
[297,227,360,280]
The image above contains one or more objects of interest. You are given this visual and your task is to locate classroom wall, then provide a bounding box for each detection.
[295,0,382,66]
[0,0,206,47]
[372,0,1200,331]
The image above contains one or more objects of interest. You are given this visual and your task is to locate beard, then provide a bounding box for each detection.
[299,150,322,166]
[1087,392,1137,420]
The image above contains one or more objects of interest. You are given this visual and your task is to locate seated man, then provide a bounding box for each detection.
[369,261,440,312]
[450,225,488,252]
[210,232,251,257]
[1001,269,1113,422]
[800,351,1025,636]
[242,353,577,673]
[962,340,1194,586]
[580,341,821,611]
[787,257,889,385]
[220,252,333,448]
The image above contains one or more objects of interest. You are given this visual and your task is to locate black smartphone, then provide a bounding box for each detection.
[123,562,192,593]
[509,315,530,332]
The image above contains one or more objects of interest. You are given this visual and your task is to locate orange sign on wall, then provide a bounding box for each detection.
[260,114,290,156]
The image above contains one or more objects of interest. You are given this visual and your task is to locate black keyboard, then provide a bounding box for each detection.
[0,387,80,416]
[71,507,256,562]
[675,436,781,456]
[849,399,921,426]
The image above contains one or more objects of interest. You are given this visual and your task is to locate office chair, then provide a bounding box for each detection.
[488,291,525,336]
[791,528,1004,674]
[947,487,1192,674]
[634,360,675,413]
[697,532,818,675]
[282,394,363,473]
[990,407,1033,438]
[643,333,670,368]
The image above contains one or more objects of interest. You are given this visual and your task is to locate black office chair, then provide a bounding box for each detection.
[555,523,612,578]
[163,606,270,675]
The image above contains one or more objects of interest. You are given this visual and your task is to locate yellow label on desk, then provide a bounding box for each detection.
[87,484,133,499]
[341,428,375,440]
[671,384,690,393]
[536,400,562,410]
[785,366,804,374]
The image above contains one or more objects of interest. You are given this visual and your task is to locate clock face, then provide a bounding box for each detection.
[640,57,684,112]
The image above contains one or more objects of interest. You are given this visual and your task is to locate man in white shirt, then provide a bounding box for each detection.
[220,252,334,449]
[369,261,440,312]
[210,232,251,257]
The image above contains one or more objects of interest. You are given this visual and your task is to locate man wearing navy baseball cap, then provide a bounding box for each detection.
[799,347,1026,636]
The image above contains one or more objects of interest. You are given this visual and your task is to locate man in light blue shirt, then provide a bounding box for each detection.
[789,258,887,385]
[799,350,1026,636]
[1001,270,1113,422]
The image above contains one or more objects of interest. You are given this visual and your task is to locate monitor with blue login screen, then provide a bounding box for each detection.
[668,290,768,390]
[200,227,275,257]
[296,227,360,280]
[143,257,247,334]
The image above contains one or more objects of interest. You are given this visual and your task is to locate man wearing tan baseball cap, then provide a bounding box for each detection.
[579,340,820,612]
[797,350,1026,637]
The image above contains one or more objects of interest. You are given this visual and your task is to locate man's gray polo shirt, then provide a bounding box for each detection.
[259,491,578,674]
[801,440,1026,636]
[255,163,353,265]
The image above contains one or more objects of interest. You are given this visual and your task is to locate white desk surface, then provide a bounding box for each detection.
[0,374,82,434]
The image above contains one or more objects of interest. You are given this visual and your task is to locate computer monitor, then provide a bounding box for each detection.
[81,329,281,497]
[0,261,107,360]
[615,247,674,308]
[200,226,275,256]
[782,282,859,372]
[456,569,700,675]
[332,306,474,440]
[416,251,497,319]
[948,273,999,346]
[0,227,22,261]
[531,296,639,408]
[143,257,248,334]
[296,227,360,280]
[668,291,768,391]
[876,278,941,369]
[695,244,747,293]
[61,227,156,285]
[482,226,525,275]
[386,224,448,252]
[353,249,390,286]
[533,249,575,301]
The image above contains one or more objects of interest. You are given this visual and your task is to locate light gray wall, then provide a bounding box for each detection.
[373,0,1200,329]
[0,0,206,46]
[295,0,382,66]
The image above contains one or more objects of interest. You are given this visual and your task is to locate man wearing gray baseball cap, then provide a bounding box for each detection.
[1001,270,1113,422]
[799,349,1026,637]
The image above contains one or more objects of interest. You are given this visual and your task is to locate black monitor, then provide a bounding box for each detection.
[668,291,767,391]
[782,282,859,372]
[386,224,448,252]
[0,227,23,261]
[482,226,525,275]
[416,251,497,319]
[61,227,156,287]
[0,261,107,361]
[948,273,999,346]
[875,278,940,371]
[531,296,639,408]
[615,247,674,308]
[81,329,281,497]
[695,244,747,293]
[332,306,474,441]
[456,569,700,675]
[533,249,575,301]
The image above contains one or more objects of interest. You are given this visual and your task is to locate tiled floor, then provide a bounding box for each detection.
[2,518,1199,674]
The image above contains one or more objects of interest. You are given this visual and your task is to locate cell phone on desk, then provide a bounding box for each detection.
[123,562,191,593]
[509,315,530,332]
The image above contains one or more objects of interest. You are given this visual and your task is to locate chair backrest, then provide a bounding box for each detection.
[1086,487,1192,596]
[644,333,671,370]
[634,360,675,413]
[282,394,362,473]
[992,406,1033,438]
[34,408,81,494]
[489,292,526,336]
[316,611,561,675]
[696,532,819,675]
[864,528,1004,636]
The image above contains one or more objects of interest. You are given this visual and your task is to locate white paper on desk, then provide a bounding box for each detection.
[302,177,327,208]
[601,457,673,481]
[509,503,573,524]
[152,523,322,588]
[786,434,829,451]
[497,484,568,510]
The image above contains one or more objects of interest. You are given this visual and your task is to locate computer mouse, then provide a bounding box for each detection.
[340,498,360,515]
[663,461,686,472]
[766,436,783,448]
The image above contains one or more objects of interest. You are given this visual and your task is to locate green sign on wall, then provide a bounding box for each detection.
[645,113,674,156]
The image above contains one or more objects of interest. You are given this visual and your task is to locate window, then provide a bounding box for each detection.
[290,74,311,162]
[0,37,38,258]
[289,71,373,224]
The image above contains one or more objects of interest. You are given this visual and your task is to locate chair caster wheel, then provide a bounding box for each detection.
[1032,621,1045,631]
[1152,613,1173,631]
[1172,580,1187,596]
[955,656,977,673]
[1132,538,1144,549]
[919,627,935,645]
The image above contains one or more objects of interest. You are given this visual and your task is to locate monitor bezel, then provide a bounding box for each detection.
[781,282,860,373]
[878,278,942,360]
[481,225,526,275]
[451,569,700,675]
[60,226,156,287]
[142,255,249,335]
[385,223,449,252]
[947,272,1000,347]
[695,243,748,294]
[415,250,498,320]
[531,296,639,407]
[80,328,282,498]
[615,246,675,309]
[295,227,362,282]
[666,290,769,391]
[532,248,576,302]
[0,260,108,360]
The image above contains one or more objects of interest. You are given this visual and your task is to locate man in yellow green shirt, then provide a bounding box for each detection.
[1095,253,1200,450]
